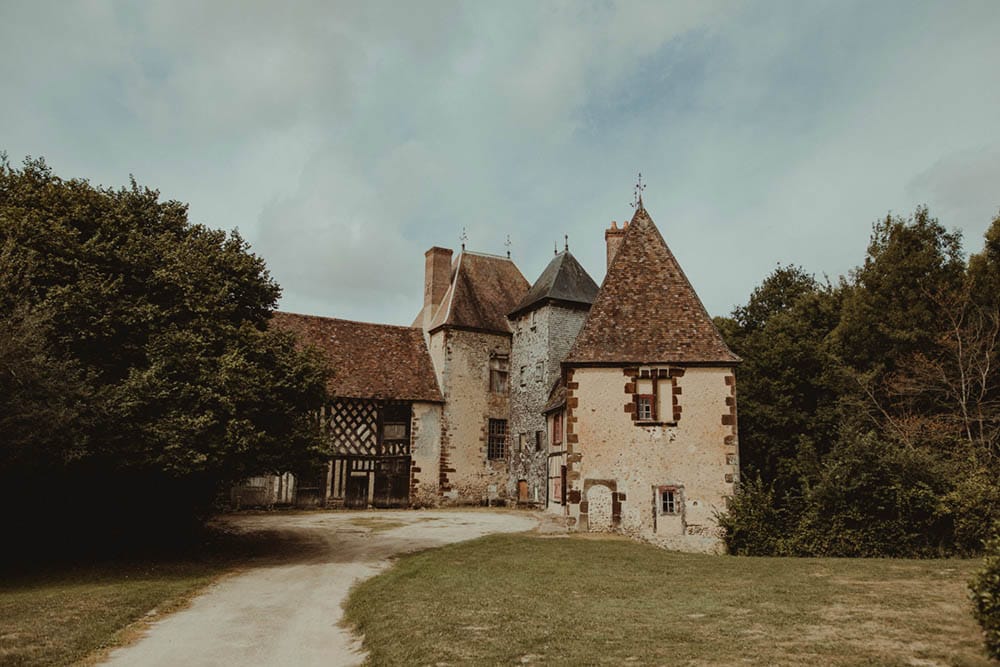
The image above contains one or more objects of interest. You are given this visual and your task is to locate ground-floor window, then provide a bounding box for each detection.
[488,419,508,459]
[658,486,680,515]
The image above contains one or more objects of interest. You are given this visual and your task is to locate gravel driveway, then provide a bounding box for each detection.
[102,510,539,666]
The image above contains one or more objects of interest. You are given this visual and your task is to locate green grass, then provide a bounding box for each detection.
[344,533,991,666]
[0,561,219,666]
[0,526,315,666]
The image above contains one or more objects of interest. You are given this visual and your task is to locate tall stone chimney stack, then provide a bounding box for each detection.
[424,246,454,313]
[605,221,627,270]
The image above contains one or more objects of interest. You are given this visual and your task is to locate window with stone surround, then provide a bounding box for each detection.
[535,360,544,382]
[636,394,654,421]
[487,419,508,459]
[628,368,679,425]
[489,354,509,393]
[658,486,679,515]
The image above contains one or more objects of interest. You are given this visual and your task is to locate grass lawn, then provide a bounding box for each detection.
[0,523,314,666]
[344,533,991,666]
[0,560,221,666]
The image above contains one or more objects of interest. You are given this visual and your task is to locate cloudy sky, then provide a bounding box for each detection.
[3,1,999,325]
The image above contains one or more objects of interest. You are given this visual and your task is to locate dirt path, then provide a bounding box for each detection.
[101,510,539,667]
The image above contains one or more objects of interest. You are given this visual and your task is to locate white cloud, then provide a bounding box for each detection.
[3,0,999,323]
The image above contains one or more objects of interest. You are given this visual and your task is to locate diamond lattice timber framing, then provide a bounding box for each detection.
[322,399,378,457]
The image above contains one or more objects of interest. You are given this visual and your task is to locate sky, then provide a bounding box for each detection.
[3,1,999,325]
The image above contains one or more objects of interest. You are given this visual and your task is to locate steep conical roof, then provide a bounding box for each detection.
[565,205,739,365]
[508,250,599,319]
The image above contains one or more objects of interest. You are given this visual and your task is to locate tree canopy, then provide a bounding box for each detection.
[719,208,1000,557]
[0,156,328,556]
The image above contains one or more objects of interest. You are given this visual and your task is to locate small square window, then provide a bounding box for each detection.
[636,395,654,421]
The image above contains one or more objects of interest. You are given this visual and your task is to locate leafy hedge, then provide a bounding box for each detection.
[970,535,1000,660]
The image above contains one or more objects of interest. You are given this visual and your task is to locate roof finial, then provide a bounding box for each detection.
[631,171,646,210]
[460,227,468,252]
[554,241,558,256]
[505,234,511,259]
[564,234,569,252]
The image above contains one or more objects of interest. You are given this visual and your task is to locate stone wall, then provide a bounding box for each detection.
[433,328,512,503]
[410,401,442,507]
[563,365,739,552]
[508,304,589,504]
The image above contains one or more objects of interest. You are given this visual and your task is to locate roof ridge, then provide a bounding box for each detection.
[275,311,422,332]
[461,249,518,262]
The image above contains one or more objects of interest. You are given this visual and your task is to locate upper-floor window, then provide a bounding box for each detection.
[488,419,508,459]
[489,355,509,393]
[535,360,544,383]
[520,365,528,386]
[636,395,654,421]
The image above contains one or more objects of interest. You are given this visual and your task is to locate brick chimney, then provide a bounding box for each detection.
[424,246,453,313]
[605,220,627,270]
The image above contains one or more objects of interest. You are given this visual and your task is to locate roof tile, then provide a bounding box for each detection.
[429,252,529,334]
[271,312,443,402]
[565,206,739,365]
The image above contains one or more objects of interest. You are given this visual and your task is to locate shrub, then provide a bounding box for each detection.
[718,476,791,556]
[970,535,1000,660]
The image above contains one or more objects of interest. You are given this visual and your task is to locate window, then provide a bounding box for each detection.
[535,430,543,452]
[520,365,528,386]
[636,395,654,421]
[489,355,509,393]
[535,360,544,383]
[488,419,508,459]
[661,488,678,514]
[383,423,407,440]
[519,432,529,453]
[552,412,563,445]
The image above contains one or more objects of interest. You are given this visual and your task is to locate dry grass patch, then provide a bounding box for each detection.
[344,533,990,666]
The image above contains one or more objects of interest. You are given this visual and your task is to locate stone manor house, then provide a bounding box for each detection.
[256,200,740,549]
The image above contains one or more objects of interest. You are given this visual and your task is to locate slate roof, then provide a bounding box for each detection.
[508,250,599,319]
[270,311,443,402]
[428,252,529,334]
[565,204,740,365]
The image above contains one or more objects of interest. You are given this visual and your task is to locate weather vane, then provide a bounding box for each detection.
[505,234,511,259]
[460,227,468,251]
[631,171,646,210]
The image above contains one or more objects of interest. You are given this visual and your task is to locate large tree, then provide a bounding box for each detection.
[0,156,328,554]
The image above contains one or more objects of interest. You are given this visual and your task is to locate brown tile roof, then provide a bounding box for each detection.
[565,205,740,366]
[271,312,443,402]
[429,252,529,334]
[542,378,566,414]
[509,250,599,319]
